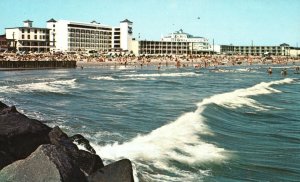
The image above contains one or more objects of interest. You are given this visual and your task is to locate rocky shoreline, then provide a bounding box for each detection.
[0,101,134,182]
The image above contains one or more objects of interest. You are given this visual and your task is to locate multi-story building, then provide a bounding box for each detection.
[220,44,291,56]
[47,18,133,53]
[0,34,9,51]
[5,20,51,52]
[133,29,213,56]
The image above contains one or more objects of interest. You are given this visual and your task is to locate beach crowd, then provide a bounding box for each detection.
[0,51,299,68]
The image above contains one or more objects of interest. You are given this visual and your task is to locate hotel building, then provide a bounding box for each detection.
[5,20,51,52]
[220,44,292,56]
[47,19,133,52]
[134,29,214,56]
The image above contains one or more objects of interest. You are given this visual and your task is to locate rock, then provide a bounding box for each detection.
[88,159,134,182]
[49,126,104,174]
[0,103,51,169]
[0,144,87,182]
[70,134,96,154]
[0,102,8,111]
[0,151,14,170]
[0,101,134,181]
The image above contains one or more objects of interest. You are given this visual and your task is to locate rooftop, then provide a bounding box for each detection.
[120,19,133,23]
[47,18,57,23]
[23,19,33,23]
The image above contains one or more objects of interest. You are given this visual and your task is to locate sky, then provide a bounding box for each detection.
[1,0,300,46]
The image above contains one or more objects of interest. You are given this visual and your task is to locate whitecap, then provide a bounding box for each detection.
[89,76,116,80]
[123,72,199,78]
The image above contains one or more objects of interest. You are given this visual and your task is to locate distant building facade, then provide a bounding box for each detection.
[133,29,214,56]
[5,20,51,52]
[220,43,292,56]
[0,34,9,51]
[47,19,133,52]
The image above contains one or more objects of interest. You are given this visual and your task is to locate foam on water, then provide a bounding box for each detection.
[124,72,199,77]
[0,79,76,93]
[89,76,116,80]
[92,78,294,181]
[197,78,294,110]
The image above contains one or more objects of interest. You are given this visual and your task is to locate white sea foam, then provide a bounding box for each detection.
[124,72,199,78]
[92,78,294,180]
[197,78,294,110]
[89,76,116,80]
[0,79,76,93]
[92,108,225,182]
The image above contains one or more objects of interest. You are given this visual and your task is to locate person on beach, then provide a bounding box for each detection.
[295,66,300,74]
[158,62,161,70]
[281,68,287,76]
[268,67,272,75]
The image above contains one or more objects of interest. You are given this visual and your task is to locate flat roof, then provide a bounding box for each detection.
[5,27,50,30]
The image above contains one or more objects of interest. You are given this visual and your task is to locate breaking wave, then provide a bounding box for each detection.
[92,78,294,181]
[0,79,77,93]
[124,72,199,77]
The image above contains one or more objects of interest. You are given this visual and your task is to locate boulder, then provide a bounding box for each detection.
[0,101,8,110]
[71,134,96,154]
[49,126,104,174]
[88,159,134,182]
[0,144,87,182]
[0,102,51,169]
[0,101,134,181]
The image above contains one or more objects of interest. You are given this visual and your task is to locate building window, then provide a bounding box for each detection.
[27,29,30,33]
[34,35,37,39]
[34,29,37,33]
[22,29,24,33]
[27,35,30,39]
[22,35,24,39]
[53,24,55,27]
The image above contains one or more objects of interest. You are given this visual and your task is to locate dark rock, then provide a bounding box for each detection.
[71,134,96,154]
[0,106,17,114]
[0,144,87,182]
[49,126,104,174]
[0,151,14,169]
[0,103,51,169]
[0,102,8,111]
[49,126,77,151]
[88,159,134,182]
[0,101,134,181]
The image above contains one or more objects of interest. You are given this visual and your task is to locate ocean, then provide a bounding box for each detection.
[0,64,299,181]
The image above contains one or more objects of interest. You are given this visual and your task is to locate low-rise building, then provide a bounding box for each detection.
[134,29,214,56]
[5,20,51,52]
[220,43,291,56]
[0,34,9,51]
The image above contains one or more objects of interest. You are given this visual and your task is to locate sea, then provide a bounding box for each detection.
[0,63,299,181]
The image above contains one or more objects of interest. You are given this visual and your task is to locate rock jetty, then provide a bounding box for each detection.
[0,101,134,182]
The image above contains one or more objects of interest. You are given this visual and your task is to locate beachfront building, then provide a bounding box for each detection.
[220,44,292,56]
[5,20,51,52]
[47,19,133,53]
[133,29,214,56]
[0,34,9,51]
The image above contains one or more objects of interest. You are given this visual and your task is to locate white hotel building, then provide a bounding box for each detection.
[47,18,133,53]
[134,29,216,56]
[5,20,51,52]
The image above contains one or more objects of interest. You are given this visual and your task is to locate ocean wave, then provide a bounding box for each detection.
[0,79,77,93]
[92,109,225,163]
[197,78,294,110]
[91,78,294,181]
[89,76,157,81]
[124,72,199,77]
[89,76,116,80]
